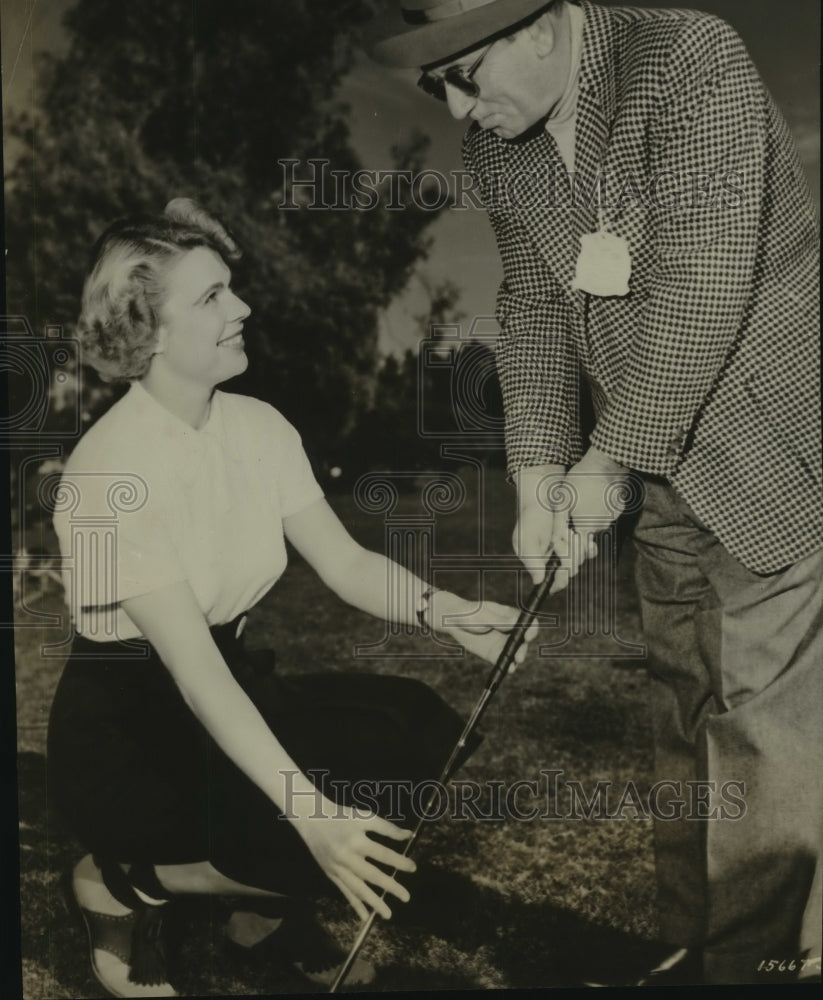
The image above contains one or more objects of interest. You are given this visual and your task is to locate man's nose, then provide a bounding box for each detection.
[445,83,477,120]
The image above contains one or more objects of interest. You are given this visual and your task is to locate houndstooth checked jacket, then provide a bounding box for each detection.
[463,0,821,574]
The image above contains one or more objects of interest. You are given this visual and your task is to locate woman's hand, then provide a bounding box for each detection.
[294,801,416,922]
[123,582,413,922]
[424,591,539,671]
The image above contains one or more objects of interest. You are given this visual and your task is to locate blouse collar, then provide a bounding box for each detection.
[125,381,240,494]
[128,380,224,441]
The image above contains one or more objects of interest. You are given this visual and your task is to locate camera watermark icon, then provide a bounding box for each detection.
[0,316,82,446]
[417,318,505,444]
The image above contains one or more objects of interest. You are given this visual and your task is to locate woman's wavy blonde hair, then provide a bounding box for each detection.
[78,198,242,382]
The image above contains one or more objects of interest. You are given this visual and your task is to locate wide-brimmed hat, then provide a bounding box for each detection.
[366,0,552,68]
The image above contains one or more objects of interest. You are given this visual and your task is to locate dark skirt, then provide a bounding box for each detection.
[47,617,481,898]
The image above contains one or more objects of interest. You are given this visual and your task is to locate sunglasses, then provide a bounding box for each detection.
[417,42,493,103]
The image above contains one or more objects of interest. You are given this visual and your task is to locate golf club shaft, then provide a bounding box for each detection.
[329,556,560,992]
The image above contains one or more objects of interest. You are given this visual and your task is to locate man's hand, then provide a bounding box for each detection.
[512,464,568,586]
[512,451,630,594]
[562,446,629,568]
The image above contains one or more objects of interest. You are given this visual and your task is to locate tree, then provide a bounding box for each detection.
[339,279,505,481]
[4,0,445,463]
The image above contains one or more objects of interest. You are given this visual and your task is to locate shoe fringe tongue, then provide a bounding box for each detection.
[128,904,169,986]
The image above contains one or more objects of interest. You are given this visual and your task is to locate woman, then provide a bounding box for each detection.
[49,199,532,998]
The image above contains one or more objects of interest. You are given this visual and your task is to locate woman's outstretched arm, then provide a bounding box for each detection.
[120,581,415,921]
[284,497,535,667]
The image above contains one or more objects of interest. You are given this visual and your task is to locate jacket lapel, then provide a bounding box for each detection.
[509,128,579,293]
[574,4,617,239]
[466,2,624,298]
[511,1,620,296]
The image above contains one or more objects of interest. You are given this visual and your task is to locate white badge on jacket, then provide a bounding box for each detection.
[572,213,631,297]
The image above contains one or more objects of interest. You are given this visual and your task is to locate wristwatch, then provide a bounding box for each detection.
[416,587,439,629]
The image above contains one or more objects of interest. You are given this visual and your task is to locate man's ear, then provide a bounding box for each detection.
[529,12,558,58]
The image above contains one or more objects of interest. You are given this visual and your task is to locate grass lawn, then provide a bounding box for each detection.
[14,468,667,996]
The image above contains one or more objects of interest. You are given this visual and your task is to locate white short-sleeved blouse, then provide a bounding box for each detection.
[53,382,324,641]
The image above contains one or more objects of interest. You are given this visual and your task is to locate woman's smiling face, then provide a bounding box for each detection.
[154,246,251,389]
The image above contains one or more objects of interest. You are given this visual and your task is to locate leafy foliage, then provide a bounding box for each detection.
[339,280,505,483]
[5,0,443,461]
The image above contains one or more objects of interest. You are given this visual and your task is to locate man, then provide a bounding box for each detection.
[367,0,822,986]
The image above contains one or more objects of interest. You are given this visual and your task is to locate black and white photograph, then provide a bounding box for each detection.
[2,0,820,996]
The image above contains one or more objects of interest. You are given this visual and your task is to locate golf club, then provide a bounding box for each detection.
[330,552,562,992]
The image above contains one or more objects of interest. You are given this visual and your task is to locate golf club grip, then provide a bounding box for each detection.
[483,551,562,694]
